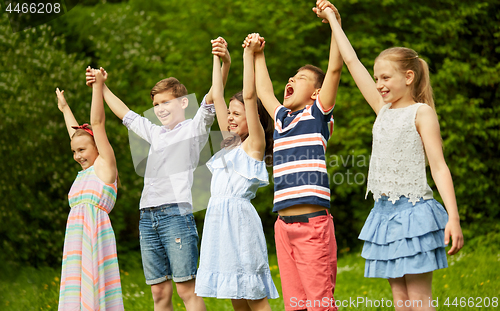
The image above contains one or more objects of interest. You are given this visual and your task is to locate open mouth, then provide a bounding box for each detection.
[229,123,238,130]
[285,84,294,99]
[380,90,389,97]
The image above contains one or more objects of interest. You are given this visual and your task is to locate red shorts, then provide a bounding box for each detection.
[275,211,338,311]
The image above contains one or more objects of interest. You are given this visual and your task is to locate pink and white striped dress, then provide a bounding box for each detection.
[58,166,124,311]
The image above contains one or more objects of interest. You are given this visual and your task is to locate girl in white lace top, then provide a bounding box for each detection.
[318,3,464,310]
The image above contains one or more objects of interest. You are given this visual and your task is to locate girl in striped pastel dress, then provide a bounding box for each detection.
[56,67,124,311]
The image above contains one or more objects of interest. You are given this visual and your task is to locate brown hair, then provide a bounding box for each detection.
[222,91,274,165]
[376,47,434,109]
[150,77,188,100]
[298,64,325,89]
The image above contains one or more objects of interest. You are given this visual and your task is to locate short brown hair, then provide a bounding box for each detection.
[150,77,188,100]
[298,64,325,89]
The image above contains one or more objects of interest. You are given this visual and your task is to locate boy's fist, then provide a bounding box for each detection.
[94,68,104,84]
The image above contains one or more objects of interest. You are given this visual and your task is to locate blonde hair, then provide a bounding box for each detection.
[376,47,434,109]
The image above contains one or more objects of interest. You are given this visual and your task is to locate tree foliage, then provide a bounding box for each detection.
[1,0,499,266]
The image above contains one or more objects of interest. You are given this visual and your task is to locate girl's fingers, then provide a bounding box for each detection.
[212,48,225,54]
[448,242,457,255]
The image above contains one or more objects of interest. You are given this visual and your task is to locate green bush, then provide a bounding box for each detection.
[1,0,499,266]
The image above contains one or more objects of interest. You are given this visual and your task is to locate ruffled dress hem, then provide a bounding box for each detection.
[359,196,449,279]
[195,270,279,300]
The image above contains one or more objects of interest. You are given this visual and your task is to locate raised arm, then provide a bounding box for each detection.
[86,67,130,120]
[206,37,231,105]
[211,52,230,138]
[314,0,343,111]
[316,2,385,114]
[249,35,281,120]
[416,105,463,255]
[242,34,266,160]
[56,88,78,138]
[91,69,117,184]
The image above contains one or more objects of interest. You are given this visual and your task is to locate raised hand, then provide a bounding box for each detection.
[86,66,108,87]
[86,66,96,87]
[56,88,68,112]
[93,67,107,85]
[242,33,265,52]
[99,67,108,81]
[211,37,231,65]
[313,0,341,25]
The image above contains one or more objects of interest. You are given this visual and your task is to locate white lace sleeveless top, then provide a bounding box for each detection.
[366,103,433,205]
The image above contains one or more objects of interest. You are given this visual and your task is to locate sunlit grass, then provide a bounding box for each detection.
[1,246,498,310]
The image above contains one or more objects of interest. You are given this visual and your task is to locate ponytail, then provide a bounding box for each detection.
[414,58,434,110]
[376,47,435,110]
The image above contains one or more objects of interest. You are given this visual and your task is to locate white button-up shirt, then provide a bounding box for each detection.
[123,96,215,214]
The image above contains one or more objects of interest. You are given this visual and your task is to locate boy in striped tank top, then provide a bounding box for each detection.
[246,1,342,310]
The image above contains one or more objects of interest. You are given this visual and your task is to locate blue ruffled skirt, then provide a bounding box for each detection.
[359,196,449,278]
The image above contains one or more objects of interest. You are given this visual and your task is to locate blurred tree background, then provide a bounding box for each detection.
[1,0,499,267]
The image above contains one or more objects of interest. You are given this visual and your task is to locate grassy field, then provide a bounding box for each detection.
[1,246,499,310]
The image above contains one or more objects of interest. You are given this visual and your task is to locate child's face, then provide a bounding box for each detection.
[227,99,248,138]
[71,135,98,170]
[153,91,187,129]
[283,69,319,111]
[374,59,412,105]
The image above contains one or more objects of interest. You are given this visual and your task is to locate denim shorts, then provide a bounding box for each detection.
[139,204,199,284]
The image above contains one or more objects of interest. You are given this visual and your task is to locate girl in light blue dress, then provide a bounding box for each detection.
[194,36,278,311]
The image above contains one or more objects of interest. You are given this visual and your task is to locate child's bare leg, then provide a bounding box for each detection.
[389,277,410,311]
[151,280,174,311]
[176,279,206,311]
[247,297,272,311]
[405,272,435,311]
[231,299,252,311]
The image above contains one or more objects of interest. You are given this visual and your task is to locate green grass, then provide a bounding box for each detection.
[1,247,499,310]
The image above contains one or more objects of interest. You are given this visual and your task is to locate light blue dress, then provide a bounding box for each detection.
[359,196,449,278]
[195,146,279,300]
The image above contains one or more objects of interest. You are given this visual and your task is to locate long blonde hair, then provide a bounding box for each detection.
[376,47,434,109]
